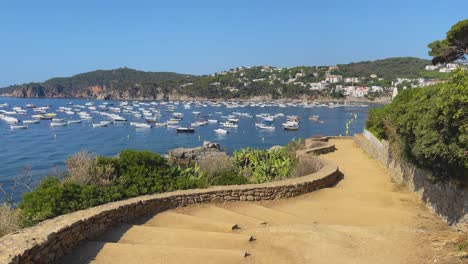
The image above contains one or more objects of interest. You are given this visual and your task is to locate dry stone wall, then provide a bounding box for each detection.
[355,129,467,231]
[0,152,341,264]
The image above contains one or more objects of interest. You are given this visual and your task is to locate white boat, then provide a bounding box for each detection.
[221,122,238,128]
[135,123,151,129]
[155,122,167,127]
[258,124,275,130]
[167,119,180,125]
[0,115,19,123]
[92,123,107,128]
[10,125,27,129]
[67,120,82,124]
[309,115,319,121]
[282,121,299,127]
[23,120,40,124]
[100,120,112,126]
[50,122,67,127]
[214,128,228,134]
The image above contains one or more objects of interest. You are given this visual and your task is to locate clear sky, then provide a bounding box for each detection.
[0,0,466,87]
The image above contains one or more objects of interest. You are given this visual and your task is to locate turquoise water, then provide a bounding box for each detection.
[0,97,374,199]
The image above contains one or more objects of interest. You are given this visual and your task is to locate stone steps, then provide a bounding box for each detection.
[142,211,239,232]
[177,204,267,229]
[58,241,248,264]
[94,224,254,250]
[218,203,306,225]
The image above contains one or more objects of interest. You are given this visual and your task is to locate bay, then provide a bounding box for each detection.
[0,97,376,200]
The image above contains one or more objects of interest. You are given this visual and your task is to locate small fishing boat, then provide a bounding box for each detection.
[100,120,112,126]
[67,120,82,124]
[40,115,53,120]
[23,119,40,124]
[258,124,275,130]
[284,124,299,131]
[92,122,107,128]
[145,117,158,123]
[155,122,167,127]
[309,115,319,121]
[176,127,195,133]
[167,118,180,125]
[0,115,19,123]
[135,123,151,129]
[44,113,57,118]
[10,125,27,129]
[221,122,238,128]
[50,122,67,127]
[214,128,228,134]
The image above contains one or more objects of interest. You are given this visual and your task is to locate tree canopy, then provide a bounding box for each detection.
[428,19,468,65]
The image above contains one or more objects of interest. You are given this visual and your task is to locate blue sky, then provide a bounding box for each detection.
[0,0,466,86]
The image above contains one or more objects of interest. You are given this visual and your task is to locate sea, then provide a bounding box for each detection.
[0,97,377,200]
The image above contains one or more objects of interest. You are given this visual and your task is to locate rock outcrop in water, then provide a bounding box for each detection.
[169,141,227,165]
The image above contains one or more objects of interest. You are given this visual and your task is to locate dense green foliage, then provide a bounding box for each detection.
[428,19,468,64]
[19,145,304,225]
[1,68,191,99]
[366,69,468,183]
[233,148,293,183]
[19,150,206,225]
[1,57,442,100]
[333,57,431,80]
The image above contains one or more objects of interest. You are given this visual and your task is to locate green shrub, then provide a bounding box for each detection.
[233,148,293,183]
[20,150,209,225]
[365,107,388,140]
[365,68,468,182]
[211,170,248,185]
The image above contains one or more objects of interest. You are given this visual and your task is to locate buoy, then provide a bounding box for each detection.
[54,134,57,138]
[262,137,265,142]
[127,134,130,139]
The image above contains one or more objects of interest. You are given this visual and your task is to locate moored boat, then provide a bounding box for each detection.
[176,127,195,133]
[23,119,40,124]
[214,128,228,134]
[10,125,27,129]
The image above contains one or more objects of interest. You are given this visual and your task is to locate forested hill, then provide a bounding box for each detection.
[1,57,444,100]
[1,68,192,99]
[332,57,431,79]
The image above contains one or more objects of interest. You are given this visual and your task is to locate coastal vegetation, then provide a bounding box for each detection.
[367,19,467,184]
[428,19,468,65]
[0,139,322,233]
[366,68,467,183]
[0,57,442,100]
[332,57,433,80]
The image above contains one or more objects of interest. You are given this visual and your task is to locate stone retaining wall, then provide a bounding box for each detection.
[0,153,341,264]
[355,130,467,231]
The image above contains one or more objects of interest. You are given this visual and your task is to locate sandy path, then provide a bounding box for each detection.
[62,139,465,264]
[241,139,464,263]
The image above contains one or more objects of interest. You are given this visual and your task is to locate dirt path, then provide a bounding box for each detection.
[61,139,466,264]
